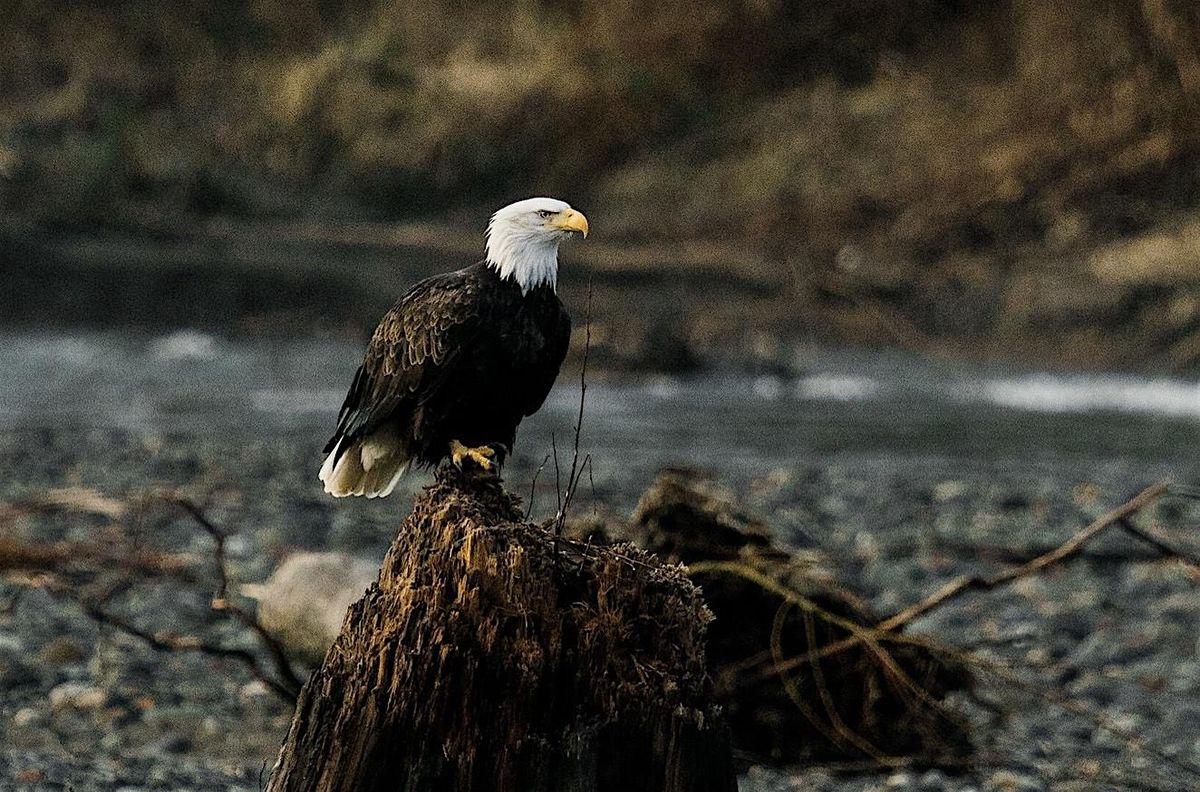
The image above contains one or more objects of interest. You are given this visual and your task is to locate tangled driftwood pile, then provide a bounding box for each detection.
[571,469,973,766]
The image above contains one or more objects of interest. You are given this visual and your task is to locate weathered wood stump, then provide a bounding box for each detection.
[268,466,736,792]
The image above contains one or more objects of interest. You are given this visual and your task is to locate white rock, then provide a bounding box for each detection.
[48,682,107,711]
[239,680,269,700]
[149,330,219,361]
[242,552,381,664]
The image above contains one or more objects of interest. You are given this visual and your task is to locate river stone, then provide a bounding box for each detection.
[241,551,381,664]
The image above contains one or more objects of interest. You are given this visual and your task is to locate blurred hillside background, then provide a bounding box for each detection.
[7,6,1200,789]
[2,0,1199,371]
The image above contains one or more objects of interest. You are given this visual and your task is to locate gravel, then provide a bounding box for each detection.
[3,424,1200,791]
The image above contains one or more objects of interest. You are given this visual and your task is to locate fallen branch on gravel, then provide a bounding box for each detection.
[169,496,303,698]
[692,478,1200,785]
[761,481,1173,678]
[83,593,299,702]
[11,570,298,702]
[928,537,1183,565]
[877,482,1170,632]
[599,473,1196,771]
[0,490,303,702]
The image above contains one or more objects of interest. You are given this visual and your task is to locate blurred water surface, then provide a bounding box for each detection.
[3,331,1196,491]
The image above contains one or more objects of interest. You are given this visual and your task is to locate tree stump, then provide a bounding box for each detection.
[267,466,736,792]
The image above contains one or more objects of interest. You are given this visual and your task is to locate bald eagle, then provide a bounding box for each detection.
[318,197,587,498]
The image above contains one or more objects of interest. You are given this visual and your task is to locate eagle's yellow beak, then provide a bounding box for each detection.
[551,208,589,238]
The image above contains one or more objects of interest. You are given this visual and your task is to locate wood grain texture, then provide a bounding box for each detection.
[268,466,736,792]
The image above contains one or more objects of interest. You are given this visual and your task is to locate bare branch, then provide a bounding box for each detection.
[169,496,303,698]
[526,454,551,522]
[11,571,298,703]
[82,598,298,702]
[757,481,1171,678]
[876,482,1169,633]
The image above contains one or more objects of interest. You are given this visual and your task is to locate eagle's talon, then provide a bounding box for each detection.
[450,440,496,472]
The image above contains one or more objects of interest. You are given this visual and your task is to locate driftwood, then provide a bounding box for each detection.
[571,469,972,766]
[268,465,736,792]
[1,493,306,702]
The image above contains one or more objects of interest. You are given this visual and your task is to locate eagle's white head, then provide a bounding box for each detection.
[485,197,589,294]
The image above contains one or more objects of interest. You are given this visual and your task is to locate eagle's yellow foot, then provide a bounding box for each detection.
[450,439,495,472]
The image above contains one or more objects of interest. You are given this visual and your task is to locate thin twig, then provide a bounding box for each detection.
[550,434,563,560]
[170,497,303,698]
[585,454,598,516]
[563,454,592,520]
[527,454,551,522]
[555,280,594,537]
[551,432,562,515]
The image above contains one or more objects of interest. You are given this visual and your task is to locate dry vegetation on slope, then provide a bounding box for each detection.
[2,1,1199,368]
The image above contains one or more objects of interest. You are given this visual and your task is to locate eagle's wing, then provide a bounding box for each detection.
[521,306,572,418]
[324,269,484,462]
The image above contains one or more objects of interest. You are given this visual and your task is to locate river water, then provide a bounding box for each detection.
[2,330,1196,491]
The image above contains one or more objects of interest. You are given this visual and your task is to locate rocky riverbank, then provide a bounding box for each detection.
[3,422,1199,791]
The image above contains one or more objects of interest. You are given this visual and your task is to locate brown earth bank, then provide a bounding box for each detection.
[4,2,1200,374]
[5,216,1200,377]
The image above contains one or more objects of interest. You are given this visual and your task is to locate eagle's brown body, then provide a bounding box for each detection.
[319,260,571,497]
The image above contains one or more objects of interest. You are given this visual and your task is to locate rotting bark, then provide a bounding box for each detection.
[267,465,736,792]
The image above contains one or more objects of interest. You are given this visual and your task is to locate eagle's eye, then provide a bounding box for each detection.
[536,210,553,218]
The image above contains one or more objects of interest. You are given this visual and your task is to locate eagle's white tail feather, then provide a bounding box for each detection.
[363,458,410,499]
[319,432,411,498]
[318,438,345,486]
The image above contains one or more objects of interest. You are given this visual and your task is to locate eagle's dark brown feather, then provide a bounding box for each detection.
[323,261,570,475]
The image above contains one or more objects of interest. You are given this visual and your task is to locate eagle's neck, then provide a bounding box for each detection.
[485,229,559,294]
